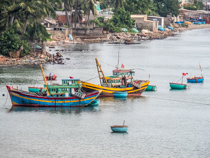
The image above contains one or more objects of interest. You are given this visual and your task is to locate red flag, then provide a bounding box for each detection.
[121,64,125,68]
[70,76,74,79]
[182,73,188,76]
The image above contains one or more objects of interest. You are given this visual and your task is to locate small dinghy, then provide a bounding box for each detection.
[111,121,128,133]
[113,91,128,98]
[170,82,187,90]
[145,85,156,91]
[170,73,187,90]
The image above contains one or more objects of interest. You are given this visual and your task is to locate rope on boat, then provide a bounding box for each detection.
[84,76,98,82]
[100,61,116,68]
[145,95,210,106]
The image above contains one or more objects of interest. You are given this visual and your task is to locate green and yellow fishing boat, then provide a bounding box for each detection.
[81,58,150,97]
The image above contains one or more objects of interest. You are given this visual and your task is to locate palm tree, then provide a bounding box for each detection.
[113,0,124,9]
[9,0,56,38]
[81,0,97,28]
[63,0,74,30]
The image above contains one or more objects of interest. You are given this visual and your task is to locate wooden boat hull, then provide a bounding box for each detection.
[28,86,45,93]
[187,77,204,83]
[81,81,150,97]
[111,125,128,133]
[145,85,156,91]
[113,92,128,98]
[6,85,101,107]
[170,83,187,89]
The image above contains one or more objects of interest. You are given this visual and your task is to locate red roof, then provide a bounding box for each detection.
[113,69,132,73]
[57,15,69,24]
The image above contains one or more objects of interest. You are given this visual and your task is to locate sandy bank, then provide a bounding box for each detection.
[178,24,210,31]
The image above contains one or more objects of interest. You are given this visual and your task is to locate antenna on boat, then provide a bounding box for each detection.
[40,64,50,96]
[116,42,121,69]
[199,63,203,77]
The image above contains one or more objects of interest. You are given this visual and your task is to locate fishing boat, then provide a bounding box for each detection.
[6,65,101,107]
[45,74,57,80]
[111,121,128,133]
[145,85,156,91]
[187,76,204,83]
[170,82,187,90]
[113,91,128,98]
[81,58,150,97]
[187,64,204,83]
[170,73,187,90]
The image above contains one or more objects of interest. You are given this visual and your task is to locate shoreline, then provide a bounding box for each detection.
[1,24,210,67]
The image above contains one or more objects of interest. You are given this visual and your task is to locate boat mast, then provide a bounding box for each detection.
[40,64,50,96]
[95,58,109,87]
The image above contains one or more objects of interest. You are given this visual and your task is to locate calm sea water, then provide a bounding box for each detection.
[0,29,210,158]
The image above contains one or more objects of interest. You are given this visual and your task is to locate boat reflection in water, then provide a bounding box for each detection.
[9,105,100,114]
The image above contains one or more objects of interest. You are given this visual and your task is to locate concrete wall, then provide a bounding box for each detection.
[47,27,103,39]
[72,27,103,36]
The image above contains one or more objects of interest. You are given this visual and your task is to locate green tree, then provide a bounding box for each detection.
[8,0,56,37]
[154,0,181,17]
[194,0,204,10]
[124,0,155,15]
[0,29,31,57]
[112,8,135,28]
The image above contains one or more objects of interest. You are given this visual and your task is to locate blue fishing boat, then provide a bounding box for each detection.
[113,91,128,98]
[6,65,101,107]
[187,76,204,83]
[187,64,204,83]
[6,83,101,107]
[111,121,128,133]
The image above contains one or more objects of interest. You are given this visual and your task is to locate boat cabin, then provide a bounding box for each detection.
[45,79,83,97]
[112,69,135,77]
[102,75,133,88]
[100,69,135,88]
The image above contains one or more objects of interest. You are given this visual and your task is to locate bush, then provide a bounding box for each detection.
[0,29,31,57]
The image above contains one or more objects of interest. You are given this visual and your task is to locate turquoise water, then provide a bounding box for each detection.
[0,29,210,158]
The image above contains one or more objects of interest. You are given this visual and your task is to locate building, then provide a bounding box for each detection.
[131,15,159,32]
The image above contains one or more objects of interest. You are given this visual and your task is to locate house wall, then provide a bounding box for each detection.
[148,16,165,28]
[136,21,158,32]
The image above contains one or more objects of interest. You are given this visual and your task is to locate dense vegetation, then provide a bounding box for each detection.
[0,0,97,57]
[184,0,204,10]
[1,0,198,57]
